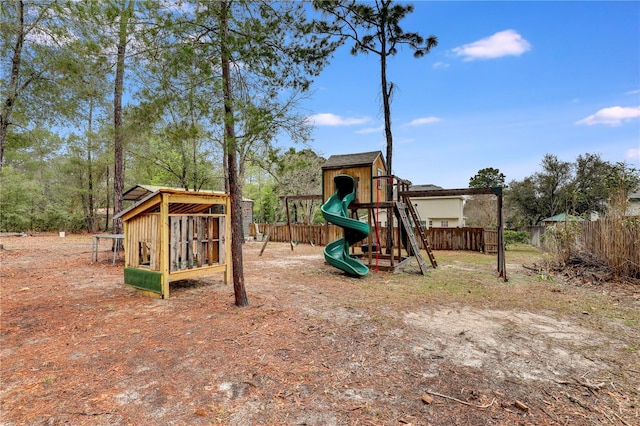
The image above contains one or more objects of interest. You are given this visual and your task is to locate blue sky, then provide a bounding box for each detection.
[299,1,640,189]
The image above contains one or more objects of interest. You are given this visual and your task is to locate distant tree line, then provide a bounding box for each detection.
[465,154,639,229]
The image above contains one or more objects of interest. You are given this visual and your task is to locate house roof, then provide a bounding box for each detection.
[409,184,443,191]
[542,213,585,223]
[321,151,385,170]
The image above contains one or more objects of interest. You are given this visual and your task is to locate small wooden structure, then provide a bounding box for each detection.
[124,184,253,237]
[115,188,231,298]
[322,151,387,204]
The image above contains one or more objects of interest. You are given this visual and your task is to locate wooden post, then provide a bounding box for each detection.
[160,193,170,298]
[285,196,294,251]
[497,192,507,281]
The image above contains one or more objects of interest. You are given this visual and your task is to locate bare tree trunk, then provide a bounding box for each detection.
[86,98,95,233]
[1,1,24,171]
[112,0,133,239]
[379,15,394,254]
[104,165,110,232]
[221,0,248,307]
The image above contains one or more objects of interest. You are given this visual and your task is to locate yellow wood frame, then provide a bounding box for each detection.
[120,189,231,298]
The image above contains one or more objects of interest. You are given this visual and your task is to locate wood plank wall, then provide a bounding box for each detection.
[125,213,160,268]
[169,216,222,272]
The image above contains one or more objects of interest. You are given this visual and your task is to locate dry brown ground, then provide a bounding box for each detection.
[0,234,638,426]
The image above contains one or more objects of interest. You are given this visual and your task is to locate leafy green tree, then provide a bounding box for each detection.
[67,0,161,234]
[0,127,77,232]
[55,37,112,232]
[505,154,573,227]
[504,177,541,227]
[535,154,573,218]
[504,154,639,227]
[243,169,278,224]
[1,1,71,170]
[274,148,325,224]
[465,167,506,227]
[469,167,506,189]
[570,153,617,216]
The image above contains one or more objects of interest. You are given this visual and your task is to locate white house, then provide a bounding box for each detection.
[407,184,466,228]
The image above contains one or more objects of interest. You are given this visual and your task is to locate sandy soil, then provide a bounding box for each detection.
[0,234,638,425]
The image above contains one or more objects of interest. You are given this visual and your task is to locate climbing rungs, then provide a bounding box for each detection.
[394,202,429,275]
[402,196,438,268]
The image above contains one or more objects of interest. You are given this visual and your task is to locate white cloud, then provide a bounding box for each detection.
[575,106,640,126]
[433,61,450,70]
[452,29,531,61]
[626,89,640,95]
[305,113,370,126]
[356,125,384,134]
[407,116,441,126]
[626,148,640,162]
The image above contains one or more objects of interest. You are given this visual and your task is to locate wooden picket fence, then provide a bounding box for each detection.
[576,219,640,279]
[251,223,495,252]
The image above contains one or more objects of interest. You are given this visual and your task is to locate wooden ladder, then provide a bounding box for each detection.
[401,197,438,268]
[394,202,429,275]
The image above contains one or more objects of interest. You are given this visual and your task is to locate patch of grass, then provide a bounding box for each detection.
[624,343,639,353]
[41,375,56,388]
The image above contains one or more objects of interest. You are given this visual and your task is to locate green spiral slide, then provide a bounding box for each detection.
[321,174,370,277]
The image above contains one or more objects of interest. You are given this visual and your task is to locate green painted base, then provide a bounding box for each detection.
[124,268,162,294]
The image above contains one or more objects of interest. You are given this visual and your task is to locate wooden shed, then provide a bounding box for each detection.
[124,184,253,236]
[115,188,231,299]
[321,151,387,204]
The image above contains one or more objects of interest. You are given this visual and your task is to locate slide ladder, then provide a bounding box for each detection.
[402,196,438,268]
[393,202,429,275]
[321,175,370,277]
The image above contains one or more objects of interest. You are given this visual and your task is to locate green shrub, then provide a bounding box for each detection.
[504,230,530,247]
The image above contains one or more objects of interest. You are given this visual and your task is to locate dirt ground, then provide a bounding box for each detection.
[1,234,638,426]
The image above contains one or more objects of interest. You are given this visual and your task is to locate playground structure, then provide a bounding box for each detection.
[261,150,506,280]
[114,188,231,298]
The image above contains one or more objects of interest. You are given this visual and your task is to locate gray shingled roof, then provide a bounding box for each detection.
[321,151,384,170]
[409,184,443,191]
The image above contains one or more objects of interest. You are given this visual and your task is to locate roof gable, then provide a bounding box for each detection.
[322,151,385,170]
[116,188,229,221]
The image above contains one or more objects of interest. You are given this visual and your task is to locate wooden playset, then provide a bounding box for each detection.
[320,151,506,279]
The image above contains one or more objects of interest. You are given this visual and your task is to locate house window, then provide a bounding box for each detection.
[441,220,449,228]
[428,220,433,228]
[377,168,383,189]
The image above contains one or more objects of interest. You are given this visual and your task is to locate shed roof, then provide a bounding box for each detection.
[542,213,585,223]
[115,188,229,221]
[123,184,252,202]
[321,151,385,170]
